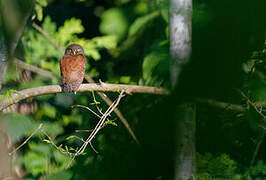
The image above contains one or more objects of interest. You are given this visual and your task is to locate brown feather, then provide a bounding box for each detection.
[60,54,86,92]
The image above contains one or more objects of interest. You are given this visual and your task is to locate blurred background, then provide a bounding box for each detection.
[0,0,266,179]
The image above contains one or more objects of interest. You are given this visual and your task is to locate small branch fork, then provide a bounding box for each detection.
[9,123,43,156]
[68,90,126,167]
[30,23,140,143]
[238,90,266,167]
[239,90,266,120]
[9,90,126,168]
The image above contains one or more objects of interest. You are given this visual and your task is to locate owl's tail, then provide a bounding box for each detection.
[61,83,80,93]
[61,84,74,93]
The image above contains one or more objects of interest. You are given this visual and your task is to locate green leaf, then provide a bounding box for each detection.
[35,4,43,21]
[43,139,51,144]
[42,122,64,136]
[53,151,69,164]
[0,89,18,102]
[56,18,84,46]
[134,1,148,15]
[45,170,72,180]
[37,0,47,7]
[0,114,36,142]
[66,135,76,140]
[42,104,57,118]
[99,8,128,40]
[42,16,57,38]
[92,35,118,49]
[104,119,118,127]
[142,41,169,85]
[128,11,160,36]
[120,76,131,84]
[24,151,47,176]
[28,142,51,156]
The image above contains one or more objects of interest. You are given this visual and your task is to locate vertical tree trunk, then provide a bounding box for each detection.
[0,0,33,90]
[170,0,192,87]
[0,43,8,90]
[174,103,196,180]
[169,0,196,179]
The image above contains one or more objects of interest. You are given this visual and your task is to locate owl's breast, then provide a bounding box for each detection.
[60,54,86,82]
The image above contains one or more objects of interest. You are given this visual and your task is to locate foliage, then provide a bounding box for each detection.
[99,8,128,41]
[244,160,266,179]
[0,0,266,179]
[140,40,169,86]
[21,15,118,79]
[197,153,238,178]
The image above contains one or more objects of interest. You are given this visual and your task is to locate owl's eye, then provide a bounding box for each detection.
[66,49,72,54]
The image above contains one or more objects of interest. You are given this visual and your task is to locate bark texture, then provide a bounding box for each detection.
[170,0,192,87]
[175,103,196,180]
[169,0,195,179]
[0,83,169,111]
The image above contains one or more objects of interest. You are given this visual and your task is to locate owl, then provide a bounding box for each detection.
[60,44,86,93]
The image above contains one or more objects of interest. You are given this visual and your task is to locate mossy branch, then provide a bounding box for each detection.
[0,83,169,111]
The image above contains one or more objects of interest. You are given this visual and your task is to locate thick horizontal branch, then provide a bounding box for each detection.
[0,83,169,111]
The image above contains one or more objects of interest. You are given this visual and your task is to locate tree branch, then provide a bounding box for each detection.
[84,75,139,144]
[32,23,64,53]
[30,20,144,143]
[195,98,246,112]
[14,58,140,143]
[14,58,56,79]
[0,83,169,111]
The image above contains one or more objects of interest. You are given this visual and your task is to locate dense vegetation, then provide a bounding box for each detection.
[0,0,266,179]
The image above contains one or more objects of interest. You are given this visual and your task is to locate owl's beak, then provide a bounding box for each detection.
[73,49,77,55]
[73,49,81,55]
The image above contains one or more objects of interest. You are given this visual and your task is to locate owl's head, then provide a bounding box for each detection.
[64,44,84,56]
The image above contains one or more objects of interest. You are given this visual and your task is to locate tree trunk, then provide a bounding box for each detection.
[174,103,196,180]
[170,0,192,87]
[169,0,196,179]
[0,44,8,90]
[0,0,33,90]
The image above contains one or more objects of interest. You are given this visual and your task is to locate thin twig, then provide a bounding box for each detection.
[75,129,93,133]
[195,98,246,112]
[32,23,64,53]
[250,132,265,166]
[9,123,43,155]
[85,75,139,144]
[33,20,140,144]
[20,21,146,144]
[73,136,85,143]
[91,91,104,116]
[238,90,266,167]
[67,90,125,167]
[42,130,74,157]
[239,90,266,120]
[72,104,101,119]
[89,142,98,154]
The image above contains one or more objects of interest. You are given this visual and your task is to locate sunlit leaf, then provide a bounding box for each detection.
[56,18,84,46]
[128,11,160,37]
[100,8,128,40]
